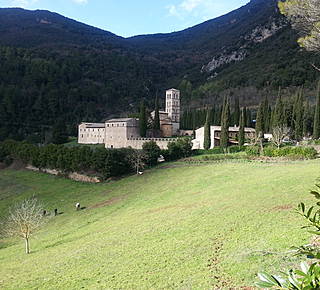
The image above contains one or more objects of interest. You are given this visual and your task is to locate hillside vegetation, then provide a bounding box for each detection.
[0,160,319,288]
[0,0,319,140]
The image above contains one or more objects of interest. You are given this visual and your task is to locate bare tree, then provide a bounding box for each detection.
[2,197,46,254]
[128,150,146,175]
[272,126,290,149]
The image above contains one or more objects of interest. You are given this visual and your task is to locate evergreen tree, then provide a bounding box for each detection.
[293,89,304,140]
[313,84,320,139]
[246,108,252,128]
[215,106,222,126]
[153,95,160,130]
[233,96,240,126]
[238,108,245,146]
[139,100,147,137]
[255,102,265,137]
[263,97,270,133]
[52,120,68,144]
[272,97,285,128]
[220,97,230,149]
[192,110,196,137]
[203,108,211,150]
[303,100,313,137]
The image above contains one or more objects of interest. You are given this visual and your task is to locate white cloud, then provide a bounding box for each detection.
[72,0,88,4]
[166,4,179,17]
[166,0,248,20]
[180,0,202,12]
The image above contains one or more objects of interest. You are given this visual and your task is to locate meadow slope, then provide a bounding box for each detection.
[0,160,319,289]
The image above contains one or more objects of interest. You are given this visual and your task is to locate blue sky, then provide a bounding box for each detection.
[0,0,250,37]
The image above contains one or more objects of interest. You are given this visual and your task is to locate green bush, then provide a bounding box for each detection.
[245,146,260,156]
[264,146,317,159]
[142,141,161,166]
[196,146,245,156]
[166,138,193,161]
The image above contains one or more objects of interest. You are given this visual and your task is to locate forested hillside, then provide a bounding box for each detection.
[0,0,319,140]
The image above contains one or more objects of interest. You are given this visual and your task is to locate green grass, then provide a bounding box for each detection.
[64,137,104,149]
[0,160,319,289]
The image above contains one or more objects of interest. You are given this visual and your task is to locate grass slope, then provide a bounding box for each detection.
[0,160,319,289]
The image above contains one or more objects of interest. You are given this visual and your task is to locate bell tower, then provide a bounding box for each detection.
[166,88,180,135]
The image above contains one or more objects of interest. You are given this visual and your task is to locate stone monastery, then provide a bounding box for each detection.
[78,89,191,149]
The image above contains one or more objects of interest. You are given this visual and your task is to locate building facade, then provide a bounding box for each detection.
[78,89,181,149]
[192,126,256,149]
[78,123,105,144]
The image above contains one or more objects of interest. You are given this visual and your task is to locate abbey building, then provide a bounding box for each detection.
[78,89,189,149]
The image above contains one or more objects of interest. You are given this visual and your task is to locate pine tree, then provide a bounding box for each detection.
[203,108,211,150]
[153,95,160,130]
[139,100,147,137]
[313,84,320,139]
[238,108,245,146]
[220,97,230,149]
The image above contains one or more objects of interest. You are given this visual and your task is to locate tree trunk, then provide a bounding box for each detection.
[25,238,30,254]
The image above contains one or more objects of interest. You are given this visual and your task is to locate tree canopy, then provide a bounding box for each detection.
[279,0,320,52]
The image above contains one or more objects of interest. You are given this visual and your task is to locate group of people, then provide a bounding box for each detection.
[42,202,82,217]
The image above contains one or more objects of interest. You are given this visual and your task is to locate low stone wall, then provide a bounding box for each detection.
[26,165,100,183]
[126,138,177,149]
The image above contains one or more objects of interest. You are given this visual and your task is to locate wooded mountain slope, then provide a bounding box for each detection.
[0,0,318,140]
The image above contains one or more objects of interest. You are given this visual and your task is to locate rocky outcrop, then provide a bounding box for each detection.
[202,19,285,73]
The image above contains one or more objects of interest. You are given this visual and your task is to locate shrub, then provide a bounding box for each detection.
[245,146,260,156]
[166,138,192,161]
[263,146,317,159]
[142,141,161,166]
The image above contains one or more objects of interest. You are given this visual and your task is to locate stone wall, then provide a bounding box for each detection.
[26,165,100,183]
[127,137,177,150]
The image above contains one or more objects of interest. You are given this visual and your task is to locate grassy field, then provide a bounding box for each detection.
[0,160,319,289]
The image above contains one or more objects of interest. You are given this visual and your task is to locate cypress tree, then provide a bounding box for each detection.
[238,108,245,146]
[255,102,265,137]
[203,108,211,150]
[220,97,230,149]
[303,100,313,137]
[293,89,304,141]
[233,96,240,126]
[263,98,271,133]
[246,108,252,127]
[272,96,285,128]
[139,100,147,137]
[153,95,160,130]
[215,106,222,125]
[192,110,196,137]
[313,84,320,139]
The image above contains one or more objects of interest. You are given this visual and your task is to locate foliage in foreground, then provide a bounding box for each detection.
[257,183,320,289]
